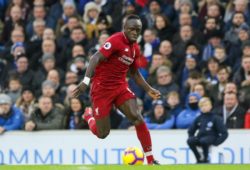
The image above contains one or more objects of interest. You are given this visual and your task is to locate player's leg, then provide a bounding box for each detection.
[84,107,111,139]
[84,85,113,139]
[117,98,157,165]
[187,137,202,163]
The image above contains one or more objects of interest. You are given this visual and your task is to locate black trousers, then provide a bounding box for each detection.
[187,136,215,163]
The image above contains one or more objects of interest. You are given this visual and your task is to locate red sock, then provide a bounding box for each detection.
[135,122,154,164]
[86,117,98,136]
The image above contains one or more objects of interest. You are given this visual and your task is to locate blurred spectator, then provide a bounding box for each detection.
[141,0,162,30]
[203,57,219,85]
[213,92,246,128]
[5,0,30,21]
[83,1,101,39]
[144,99,175,129]
[187,97,228,163]
[202,29,224,62]
[237,23,250,45]
[65,97,88,129]
[144,66,179,111]
[30,39,57,70]
[239,83,250,110]
[165,91,183,119]
[192,82,209,98]
[0,58,7,89]
[209,65,231,107]
[43,28,55,40]
[180,71,203,103]
[4,28,25,52]
[173,0,199,28]
[92,12,113,41]
[113,0,137,32]
[224,82,238,94]
[213,45,231,67]
[158,40,177,69]
[172,25,199,60]
[4,42,26,70]
[26,5,55,38]
[30,19,45,43]
[224,0,250,24]
[57,15,83,40]
[41,79,62,105]
[176,92,201,129]
[71,44,86,59]
[0,93,24,134]
[142,28,160,62]
[147,53,172,85]
[47,69,62,93]
[15,86,36,123]
[177,54,200,89]
[202,17,221,35]
[233,55,250,87]
[201,2,224,30]
[8,53,34,87]
[154,14,175,41]
[32,53,64,96]
[225,12,247,44]
[1,5,25,43]
[24,96,64,131]
[62,83,78,107]
[6,76,22,103]
[61,26,88,62]
[68,55,87,80]
[88,31,109,56]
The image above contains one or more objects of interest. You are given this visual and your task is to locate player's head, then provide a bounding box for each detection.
[123,14,142,43]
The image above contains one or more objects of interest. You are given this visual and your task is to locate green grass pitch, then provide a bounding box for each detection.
[1,164,250,170]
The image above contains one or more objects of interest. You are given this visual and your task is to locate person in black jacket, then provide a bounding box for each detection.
[187,97,228,163]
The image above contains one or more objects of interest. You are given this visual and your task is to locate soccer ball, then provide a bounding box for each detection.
[122,147,144,165]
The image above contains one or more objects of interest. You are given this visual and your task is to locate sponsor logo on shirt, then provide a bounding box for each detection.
[118,55,134,65]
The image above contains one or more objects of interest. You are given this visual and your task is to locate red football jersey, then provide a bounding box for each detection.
[93,32,141,89]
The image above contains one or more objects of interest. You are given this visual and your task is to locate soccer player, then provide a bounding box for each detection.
[72,14,161,165]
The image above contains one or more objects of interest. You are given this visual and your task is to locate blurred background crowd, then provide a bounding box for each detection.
[0,0,250,133]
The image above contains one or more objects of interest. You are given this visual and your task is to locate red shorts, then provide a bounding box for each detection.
[90,81,136,120]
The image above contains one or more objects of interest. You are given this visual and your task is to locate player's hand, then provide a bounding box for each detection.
[147,88,161,100]
[72,82,87,98]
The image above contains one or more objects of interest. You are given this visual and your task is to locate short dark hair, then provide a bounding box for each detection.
[218,65,231,74]
[188,71,202,79]
[71,26,85,34]
[125,14,141,22]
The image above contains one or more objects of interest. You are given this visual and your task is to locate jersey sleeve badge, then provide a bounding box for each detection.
[103,42,112,50]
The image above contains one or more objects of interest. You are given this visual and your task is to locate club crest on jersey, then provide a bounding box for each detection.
[103,42,111,50]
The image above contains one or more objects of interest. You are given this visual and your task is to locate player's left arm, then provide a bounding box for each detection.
[130,68,161,100]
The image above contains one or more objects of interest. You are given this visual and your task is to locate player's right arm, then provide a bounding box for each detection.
[72,51,106,97]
